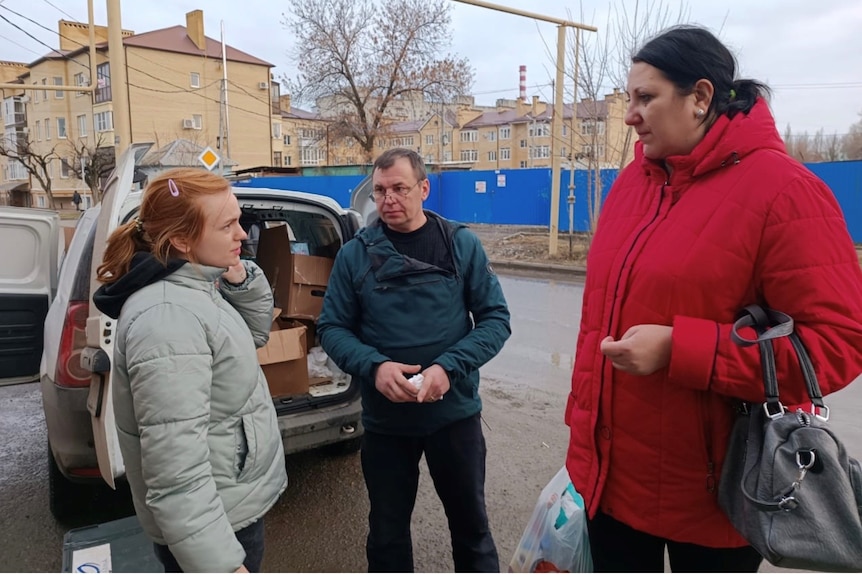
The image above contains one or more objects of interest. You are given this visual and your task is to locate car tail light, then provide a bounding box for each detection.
[55,301,91,387]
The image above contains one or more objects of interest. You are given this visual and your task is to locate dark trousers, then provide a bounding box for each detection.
[153,518,265,573]
[361,413,499,573]
[587,510,762,572]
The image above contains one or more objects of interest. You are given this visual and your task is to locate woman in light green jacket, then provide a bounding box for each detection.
[94,168,287,573]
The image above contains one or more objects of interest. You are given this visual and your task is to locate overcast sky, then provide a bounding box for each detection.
[0,0,859,135]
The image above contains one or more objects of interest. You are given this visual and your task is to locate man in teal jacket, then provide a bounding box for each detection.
[318,148,511,572]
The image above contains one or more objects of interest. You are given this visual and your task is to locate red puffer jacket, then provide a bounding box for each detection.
[565,99,862,547]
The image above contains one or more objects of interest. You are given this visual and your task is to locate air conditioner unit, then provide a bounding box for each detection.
[182,118,195,129]
[257,82,268,90]
[20,95,30,103]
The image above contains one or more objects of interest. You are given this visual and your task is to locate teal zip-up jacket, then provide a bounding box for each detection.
[318,211,511,436]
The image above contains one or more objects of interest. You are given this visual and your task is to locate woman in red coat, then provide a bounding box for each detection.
[566,25,862,572]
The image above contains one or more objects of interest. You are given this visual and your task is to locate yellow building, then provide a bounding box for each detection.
[1,11,273,209]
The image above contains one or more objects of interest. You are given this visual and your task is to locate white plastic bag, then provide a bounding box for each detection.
[509,466,592,573]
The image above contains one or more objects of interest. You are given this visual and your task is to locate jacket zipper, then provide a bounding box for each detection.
[592,178,669,502]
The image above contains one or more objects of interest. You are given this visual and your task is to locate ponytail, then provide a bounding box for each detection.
[721,79,771,119]
[96,220,152,284]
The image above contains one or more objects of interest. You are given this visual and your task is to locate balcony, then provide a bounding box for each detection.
[3,113,26,128]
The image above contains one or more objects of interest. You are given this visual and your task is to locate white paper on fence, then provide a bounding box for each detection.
[71,543,112,573]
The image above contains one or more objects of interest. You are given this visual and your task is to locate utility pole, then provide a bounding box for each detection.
[106,0,131,152]
[567,28,580,257]
[450,0,596,255]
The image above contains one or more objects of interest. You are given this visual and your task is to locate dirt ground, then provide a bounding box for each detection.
[468,224,589,267]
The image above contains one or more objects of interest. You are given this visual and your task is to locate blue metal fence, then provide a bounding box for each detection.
[235,160,862,239]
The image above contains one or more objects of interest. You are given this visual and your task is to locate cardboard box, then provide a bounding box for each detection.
[257,312,309,397]
[257,226,333,321]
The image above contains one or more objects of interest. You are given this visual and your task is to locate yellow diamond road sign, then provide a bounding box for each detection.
[198,146,220,171]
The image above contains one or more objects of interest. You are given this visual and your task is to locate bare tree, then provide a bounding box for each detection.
[842,113,862,161]
[282,0,473,162]
[0,133,61,209]
[65,134,115,204]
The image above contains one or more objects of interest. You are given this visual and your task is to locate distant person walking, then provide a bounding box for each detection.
[72,190,82,211]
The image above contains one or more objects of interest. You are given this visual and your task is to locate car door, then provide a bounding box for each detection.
[81,143,152,487]
[0,206,59,386]
[349,173,377,228]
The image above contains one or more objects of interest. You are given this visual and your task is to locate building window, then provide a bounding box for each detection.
[520,160,528,168]
[460,130,478,143]
[74,72,86,97]
[500,126,511,140]
[519,139,527,148]
[272,123,282,139]
[486,130,496,142]
[190,72,200,88]
[580,119,605,136]
[301,146,324,165]
[37,195,46,207]
[459,149,478,161]
[33,82,39,103]
[283,134,291,145]
[60,158,71,178]
[35,120,41,141]
[529,124,550,137]
[500,147,511,160]
[94,111,112,132]
[425,134,434,145]
[41,78,48,100]
[273,151,282,166]
[44,117,51,140]
[95,63,111,103]
[57,117,67,138]
[488,150,496,161]
[285,155,292,166]
[444,150,452,161]
[390,136,414,147]
[53,77,64,98]
[77,114,88,137]
[192,114,202,130]
[530,145,551,159]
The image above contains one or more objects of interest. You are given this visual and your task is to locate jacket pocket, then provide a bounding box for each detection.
[234,414,259,482]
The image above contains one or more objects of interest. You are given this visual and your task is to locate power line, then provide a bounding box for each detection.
[40,0,76,21]
[0,31,41,56]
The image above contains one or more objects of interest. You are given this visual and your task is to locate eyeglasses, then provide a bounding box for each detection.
[369,180,422,201]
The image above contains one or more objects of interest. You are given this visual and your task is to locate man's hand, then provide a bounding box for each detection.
[375,361,422,403]
[222,262,247,285]
[416,364,451,403]
[600,324,672,376]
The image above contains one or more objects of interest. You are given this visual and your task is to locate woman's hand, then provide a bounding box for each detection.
[221,262,247,285]
[600,324,673,376]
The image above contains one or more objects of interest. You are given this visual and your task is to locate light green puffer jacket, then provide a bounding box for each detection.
[111,261,287,572]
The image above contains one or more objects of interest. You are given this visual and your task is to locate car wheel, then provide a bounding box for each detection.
[48,444,87,521]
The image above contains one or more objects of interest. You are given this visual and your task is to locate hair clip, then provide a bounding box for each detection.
[729,89,737,101]
[168,178,180,197]
[134,217,144,233]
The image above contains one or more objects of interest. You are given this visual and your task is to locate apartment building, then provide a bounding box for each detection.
[0,10,273,209]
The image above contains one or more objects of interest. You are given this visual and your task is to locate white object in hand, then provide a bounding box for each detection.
[408,374,424,389]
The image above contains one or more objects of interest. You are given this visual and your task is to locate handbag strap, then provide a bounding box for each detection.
[730,304,826,411]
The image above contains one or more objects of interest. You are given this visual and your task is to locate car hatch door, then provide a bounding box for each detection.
[349,174,376,228]
[83,143,151,487]
[0,207,59,386]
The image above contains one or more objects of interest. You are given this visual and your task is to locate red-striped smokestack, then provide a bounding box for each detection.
[519,65,526,101]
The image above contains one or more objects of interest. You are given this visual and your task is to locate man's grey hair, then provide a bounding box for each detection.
[373,148,428,181]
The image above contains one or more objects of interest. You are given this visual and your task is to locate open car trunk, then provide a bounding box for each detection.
[237,199,359,414]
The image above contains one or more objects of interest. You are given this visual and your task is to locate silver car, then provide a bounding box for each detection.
[0,144,370,520]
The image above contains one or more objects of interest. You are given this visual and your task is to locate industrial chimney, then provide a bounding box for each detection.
[519,65,526,101]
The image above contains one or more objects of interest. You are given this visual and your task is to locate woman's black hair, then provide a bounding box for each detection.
[632,25,771,119]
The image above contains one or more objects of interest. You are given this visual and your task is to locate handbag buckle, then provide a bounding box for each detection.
[763,401,786,420]
[812,404,830,422]
[778,495,799,512]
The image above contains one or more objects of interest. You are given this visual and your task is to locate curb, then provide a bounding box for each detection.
[489,259,586,280]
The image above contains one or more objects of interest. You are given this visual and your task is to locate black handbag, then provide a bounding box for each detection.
[718,305,862,571]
